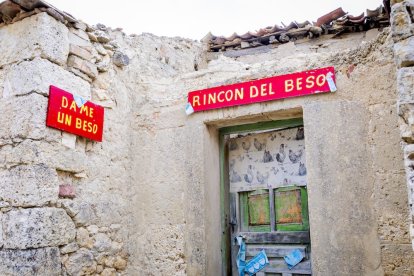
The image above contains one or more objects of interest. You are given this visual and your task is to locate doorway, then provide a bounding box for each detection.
[219,118,312,275]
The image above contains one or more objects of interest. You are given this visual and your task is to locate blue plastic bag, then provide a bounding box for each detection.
[244,249,269,275]
[235,236,246,276]
[284,249,304,269]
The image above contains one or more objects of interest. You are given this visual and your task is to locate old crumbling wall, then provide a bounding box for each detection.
[0,11,134,275]
[1,4,414,276]
[121,25,413,274]
[390,0,414,253]
[0,9,205,276]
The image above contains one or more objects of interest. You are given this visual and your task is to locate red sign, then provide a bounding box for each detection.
[46,86,104,142]
[187,67,336,113]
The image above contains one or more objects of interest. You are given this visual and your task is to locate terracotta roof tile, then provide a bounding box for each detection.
[0,0,391,52]
[315,7,346,27]
[0,0,78,26]
[206,1,391,52]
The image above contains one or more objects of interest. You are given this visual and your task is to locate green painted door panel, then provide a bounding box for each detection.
[275,186,309,231]
[240,190,271,232]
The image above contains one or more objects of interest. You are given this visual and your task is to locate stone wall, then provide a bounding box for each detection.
[0,6,413,276]
[390,0,414,252]
[0,12,133,276]
[0,10,204,276]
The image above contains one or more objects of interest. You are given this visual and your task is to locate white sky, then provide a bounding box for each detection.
[46,0,384,40]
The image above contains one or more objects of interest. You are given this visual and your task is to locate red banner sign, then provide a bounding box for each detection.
[187,67,336,113]
[46,86,104,142]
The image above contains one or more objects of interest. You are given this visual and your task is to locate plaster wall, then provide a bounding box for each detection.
[0,9,412,276]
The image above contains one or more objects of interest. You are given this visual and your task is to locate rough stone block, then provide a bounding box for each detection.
[93,233,112,252]
[62,132,77,149]
[60,242,79,254]
[0,93,61,145]
[63,248,97,275]
[391,3,414,42]
[112,51,130,67]
[97,55,111,72]
[94,43,108,56]
[404,144,414,206]
[92,88,115,108]
[93,30,111,43]
[0,164,58,207]
[68,67,93,83]
[68,55,99,79]
[397,67,414,103]
[404,143,414,160]
[0,12,69,67]
[74,203,98,226]
[3,207,76,249]
[76,227,94,249]
[113,256,127,270]
[69,44,94,61]
[381,244,414,275]
[73,21,87,31]
[0,247,61,276]
[0,139,87,173]
[398,103,414,124]
[400,123,414,142]
[394,36,414,68]
[60,200,98,226]
[69,28,90,41]
[68,31,93,48]
[3,58,91,99]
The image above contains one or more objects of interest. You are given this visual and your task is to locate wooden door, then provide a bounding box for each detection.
[226,125,312,275]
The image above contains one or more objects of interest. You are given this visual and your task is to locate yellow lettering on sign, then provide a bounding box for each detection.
[80,105,89,117]
[269,83,275,95]
[250,86,259,98]
[57,112,71,126]
[296,77,303,90]
[75,117,97,133]
[64,114,72,126]
[217,91,225,102]
[225,90,233,101]
[89,108,94,118]
[208,93,216,104]
[235,88,244,100]
[306,76,315,89]
[285,80,294,92]
[192,96,200,107]
[57,112,64,124]
[70,101,77,112]
[61,96,68,108]
[316,74,326,86]
[75,118,82,129]
[260,83,267,96]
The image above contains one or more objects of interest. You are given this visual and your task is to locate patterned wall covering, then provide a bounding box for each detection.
[228,127,306,193]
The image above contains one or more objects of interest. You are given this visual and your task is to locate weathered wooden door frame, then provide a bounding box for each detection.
[219,117,304,275]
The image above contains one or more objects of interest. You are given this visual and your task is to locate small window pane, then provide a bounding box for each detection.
[248,190,270,226]
[275,189,302,224]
